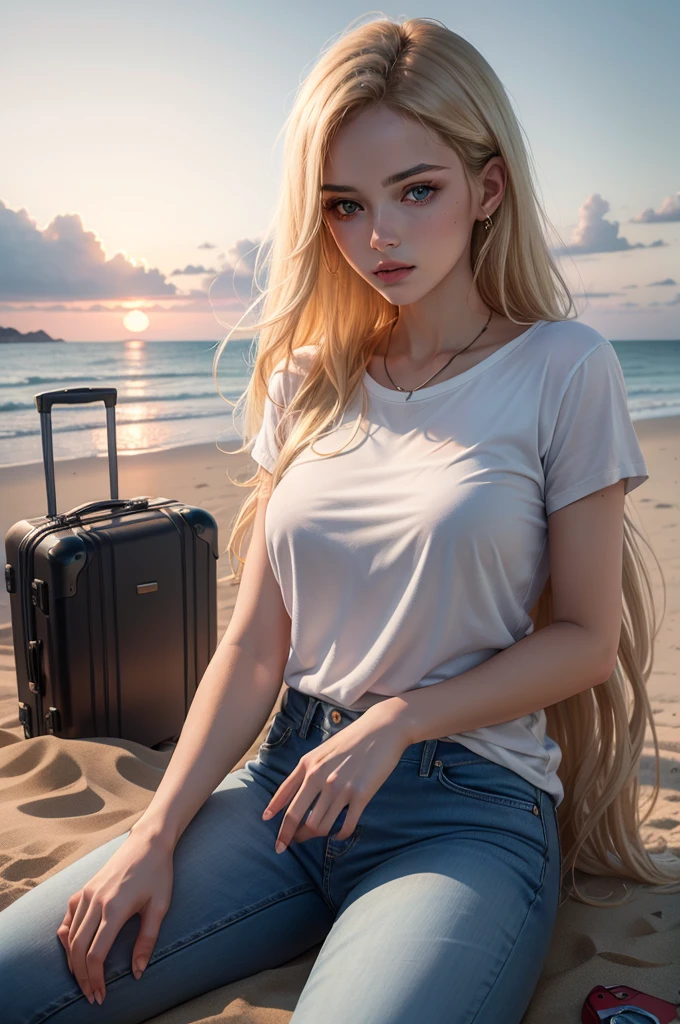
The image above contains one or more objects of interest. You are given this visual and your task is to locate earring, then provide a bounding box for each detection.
[484,213,493,232]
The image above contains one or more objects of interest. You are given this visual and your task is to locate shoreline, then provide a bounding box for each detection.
[0,438,247,475]
[1,410,680,475]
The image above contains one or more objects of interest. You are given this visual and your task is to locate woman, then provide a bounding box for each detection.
[2,16,679,1024]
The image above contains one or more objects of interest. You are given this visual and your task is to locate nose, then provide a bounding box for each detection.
[370,218,400,250]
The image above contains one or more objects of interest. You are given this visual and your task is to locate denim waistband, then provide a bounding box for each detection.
[280,683,477,778]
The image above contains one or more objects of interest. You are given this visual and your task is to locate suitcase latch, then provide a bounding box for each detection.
[18,701,33,739]
[5,563,15,593]
[27,639,44,695]
[31,578,49,614]
[44,707,62,735]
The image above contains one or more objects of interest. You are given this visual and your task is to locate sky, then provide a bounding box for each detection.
[1,0,679,343]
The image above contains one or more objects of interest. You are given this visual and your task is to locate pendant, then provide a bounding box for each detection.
[406,390,413,401]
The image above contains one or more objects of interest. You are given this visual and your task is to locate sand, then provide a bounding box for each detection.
[0,418,679,1022]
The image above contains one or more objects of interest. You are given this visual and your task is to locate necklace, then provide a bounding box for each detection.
[382,309,493,400]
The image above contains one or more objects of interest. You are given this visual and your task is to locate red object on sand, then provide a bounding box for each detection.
[582,983,680,1023]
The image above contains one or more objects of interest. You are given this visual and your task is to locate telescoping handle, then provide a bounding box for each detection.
[34,387,119,518]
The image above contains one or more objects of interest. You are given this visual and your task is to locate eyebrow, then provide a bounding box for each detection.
[320,162,449,193]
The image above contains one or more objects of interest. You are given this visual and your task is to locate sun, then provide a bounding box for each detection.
[123,309,150,333]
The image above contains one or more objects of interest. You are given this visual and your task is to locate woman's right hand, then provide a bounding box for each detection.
[56,828,175,1006]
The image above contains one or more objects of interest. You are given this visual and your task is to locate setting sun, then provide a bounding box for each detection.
[123,309,150,333]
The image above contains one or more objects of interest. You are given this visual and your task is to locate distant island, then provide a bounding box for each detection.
[0,326,65,343]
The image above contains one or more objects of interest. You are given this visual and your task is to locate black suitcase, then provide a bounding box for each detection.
[3,386,219,748]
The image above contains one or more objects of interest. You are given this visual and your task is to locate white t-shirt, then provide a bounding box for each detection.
[250,320,649,807]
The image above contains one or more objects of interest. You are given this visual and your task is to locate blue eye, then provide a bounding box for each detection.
[322,182,440,221]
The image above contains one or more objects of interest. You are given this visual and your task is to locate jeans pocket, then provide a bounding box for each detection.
[435,760,541,816]
[260,712,295,750]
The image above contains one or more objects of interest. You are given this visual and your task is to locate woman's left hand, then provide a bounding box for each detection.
[261,701,409,852]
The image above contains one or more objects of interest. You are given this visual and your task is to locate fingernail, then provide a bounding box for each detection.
[262,808,273,819]
[133,968,142,980]
[95,991,103,1005]
[87,993,94,1005]
[275,840,286,854]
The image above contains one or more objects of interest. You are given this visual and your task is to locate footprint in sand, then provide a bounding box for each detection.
[655,502,674,508]
[646,818,680,830]
[1,841,82,882]
[195,482,208,488]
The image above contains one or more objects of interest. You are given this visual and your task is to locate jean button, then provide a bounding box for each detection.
[532,805,539,815]
[330,710,342,724]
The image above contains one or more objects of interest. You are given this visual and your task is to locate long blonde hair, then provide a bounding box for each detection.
[213,15,680,906]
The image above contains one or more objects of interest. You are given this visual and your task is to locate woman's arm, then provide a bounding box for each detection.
[380,480,625,746]
[131,470,292,852]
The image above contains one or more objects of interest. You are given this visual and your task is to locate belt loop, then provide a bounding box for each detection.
[418,739,439,777]
[281,686,290,713]
[298,696,321,739]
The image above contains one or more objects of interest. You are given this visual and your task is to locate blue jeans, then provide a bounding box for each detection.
[0,685,563,1024]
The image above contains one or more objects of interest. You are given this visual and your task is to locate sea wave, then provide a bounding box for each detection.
[1,406,236,440]
[0,370,220,389]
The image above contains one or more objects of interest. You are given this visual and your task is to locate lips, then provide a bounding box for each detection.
[374,266,415,282]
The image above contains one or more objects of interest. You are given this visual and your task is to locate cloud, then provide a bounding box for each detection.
[0,293,205,313]
[558,194,666,255]
[648,277,677,286]
[0,201,273,318]
[0,200,178,301]
[572,291,623,298]
[631,191,680,223]
[198,241,217,249]
[227,236,270,275]
[648,292,680,306]
[0,235,275,316]
[170,264,217,275]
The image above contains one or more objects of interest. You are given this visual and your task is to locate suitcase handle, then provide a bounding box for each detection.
[57,497,150,524]
[34,387,119,518]
[34,387,117,413]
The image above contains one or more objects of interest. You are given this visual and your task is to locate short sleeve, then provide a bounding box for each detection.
[543,341,648,516]
[250,368,285,473]
[249,345,317,471]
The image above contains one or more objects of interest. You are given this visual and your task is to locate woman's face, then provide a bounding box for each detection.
[320,105,501,300]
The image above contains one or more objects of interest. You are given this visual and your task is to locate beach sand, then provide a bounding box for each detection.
[0,418,678,1022]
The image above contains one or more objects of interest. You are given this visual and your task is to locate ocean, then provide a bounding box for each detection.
[1,337,679,470]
